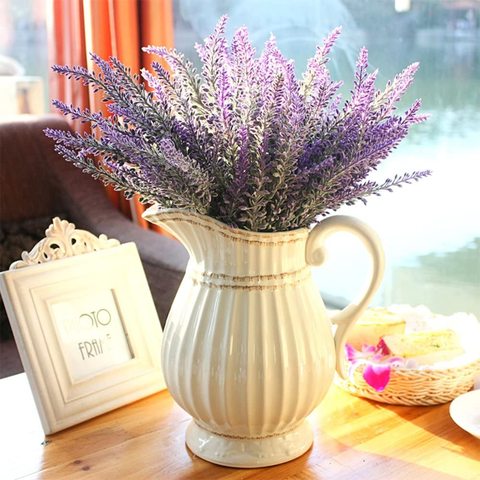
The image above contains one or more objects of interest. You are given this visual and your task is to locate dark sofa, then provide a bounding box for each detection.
[0,115,188,364]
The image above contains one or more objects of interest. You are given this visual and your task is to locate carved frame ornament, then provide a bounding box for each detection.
[10,217,120,270]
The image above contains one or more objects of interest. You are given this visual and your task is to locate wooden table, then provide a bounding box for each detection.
[1,373,479,480]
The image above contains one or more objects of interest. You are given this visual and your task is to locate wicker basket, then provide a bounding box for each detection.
[335,357,480,406]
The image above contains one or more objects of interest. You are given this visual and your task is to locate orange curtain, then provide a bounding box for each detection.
[47,0,174,230]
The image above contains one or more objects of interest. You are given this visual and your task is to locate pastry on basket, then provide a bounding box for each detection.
[347,307,406,350]
[381,329,464,365]
[337,305,480,405]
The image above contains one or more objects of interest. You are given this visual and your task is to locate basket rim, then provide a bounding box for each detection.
[346,356,480,375]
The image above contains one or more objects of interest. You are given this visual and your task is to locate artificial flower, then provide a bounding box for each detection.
[45,15,429,232]
[346,342,405,391]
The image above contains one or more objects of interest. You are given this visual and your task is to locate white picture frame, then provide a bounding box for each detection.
[0,218,166,434]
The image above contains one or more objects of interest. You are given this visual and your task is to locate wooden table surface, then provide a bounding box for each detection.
[1,373,478,480]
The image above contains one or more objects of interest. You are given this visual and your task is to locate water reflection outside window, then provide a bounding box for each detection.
[174,0,480,316]
[0,0,48,114]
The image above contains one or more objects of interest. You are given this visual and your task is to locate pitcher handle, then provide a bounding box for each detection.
[305,215,385,379]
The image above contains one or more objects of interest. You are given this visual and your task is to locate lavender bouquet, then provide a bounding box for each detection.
[46,16,429,232]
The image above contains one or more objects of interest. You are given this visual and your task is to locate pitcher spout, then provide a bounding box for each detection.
[142,205,218,244]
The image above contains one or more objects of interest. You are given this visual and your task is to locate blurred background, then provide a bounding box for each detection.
[1,0,479,317]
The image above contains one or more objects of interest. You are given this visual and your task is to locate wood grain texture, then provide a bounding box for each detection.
[1,374,478,480]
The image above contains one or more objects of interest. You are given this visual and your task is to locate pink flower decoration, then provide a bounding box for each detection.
[345,342,405,392]
[363,363,392,392]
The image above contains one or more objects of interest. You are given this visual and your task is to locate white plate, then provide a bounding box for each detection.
[449,390,480,439]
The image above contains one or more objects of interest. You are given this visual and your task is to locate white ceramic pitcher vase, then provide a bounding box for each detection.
[143,206,384,468]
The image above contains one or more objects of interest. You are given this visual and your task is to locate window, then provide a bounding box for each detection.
[173,0,480,316]
[0,0,48,115]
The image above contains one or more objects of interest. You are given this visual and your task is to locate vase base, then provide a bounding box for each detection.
[185,420,313,468]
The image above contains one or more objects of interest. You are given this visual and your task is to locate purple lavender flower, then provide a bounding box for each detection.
[46,15,430,232]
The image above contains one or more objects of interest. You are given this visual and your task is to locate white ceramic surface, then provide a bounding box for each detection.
[450,390,480,439]
[143,207,384,467]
